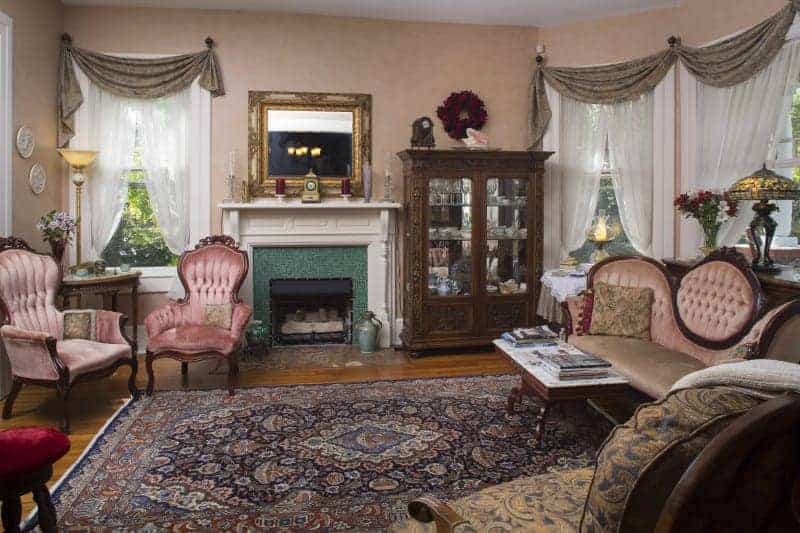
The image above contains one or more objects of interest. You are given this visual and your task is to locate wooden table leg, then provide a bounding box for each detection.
[506,379,524,414]
[1,494,22,533]
[534,402,550,448]
[131,284,139,351]
[110,291,119,312]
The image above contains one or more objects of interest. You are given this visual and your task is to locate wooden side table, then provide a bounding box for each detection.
[59,271,142,348]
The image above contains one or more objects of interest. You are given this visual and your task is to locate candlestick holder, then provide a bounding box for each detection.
[223,174,236,203]
[382,171,393,202]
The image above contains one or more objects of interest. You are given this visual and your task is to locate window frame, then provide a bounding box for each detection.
[0,11,12,236]
[69,53,211,293]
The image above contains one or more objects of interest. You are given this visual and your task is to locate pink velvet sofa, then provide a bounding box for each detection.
[563,249,800,398]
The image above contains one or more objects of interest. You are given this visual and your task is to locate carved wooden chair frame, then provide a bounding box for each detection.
[563,250,767,349]
[407,393,800,532]
[0,237,138,433]
[145,235,249,396]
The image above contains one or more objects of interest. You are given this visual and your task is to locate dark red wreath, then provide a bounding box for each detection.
[436,90,488,140]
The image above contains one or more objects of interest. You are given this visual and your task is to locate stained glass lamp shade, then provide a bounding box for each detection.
[727,165,800,272]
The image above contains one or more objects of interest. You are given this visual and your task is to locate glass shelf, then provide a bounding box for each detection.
[486,178,529,294]
[428,177,472,297]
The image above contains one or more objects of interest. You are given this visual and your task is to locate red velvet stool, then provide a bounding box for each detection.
[0,427,70,533]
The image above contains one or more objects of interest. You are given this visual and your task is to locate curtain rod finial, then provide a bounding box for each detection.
[61,33,73,46]
[205,37,214,49]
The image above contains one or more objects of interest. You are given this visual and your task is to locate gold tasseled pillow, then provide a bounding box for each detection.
[587,281,654,341]
[203,303,232,329]
[63,310,96,340]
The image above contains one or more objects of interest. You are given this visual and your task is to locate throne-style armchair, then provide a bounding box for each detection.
[144,235,251,395]
[0,237,138,433]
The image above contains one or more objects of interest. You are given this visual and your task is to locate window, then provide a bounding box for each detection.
[71,71,210,294]
[771,86,800,240]
[101,168,179,267]
[98,110,179,268]
[569,149,636,263]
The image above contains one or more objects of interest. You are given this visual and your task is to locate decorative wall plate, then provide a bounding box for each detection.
[16,126,35,159]
[29,163,47,195]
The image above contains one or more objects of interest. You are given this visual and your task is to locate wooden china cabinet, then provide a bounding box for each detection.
[398,149,553,355]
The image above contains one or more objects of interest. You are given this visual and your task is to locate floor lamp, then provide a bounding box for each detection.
[57,149,99,265]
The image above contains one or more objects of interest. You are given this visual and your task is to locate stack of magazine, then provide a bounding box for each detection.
[533,344,612,380]
[501,326,558,347]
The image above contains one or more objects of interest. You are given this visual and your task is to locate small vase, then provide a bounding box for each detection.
[700,224,720,256]
[49,240,66,266]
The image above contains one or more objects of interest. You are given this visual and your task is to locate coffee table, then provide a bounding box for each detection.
[494,339,629,447]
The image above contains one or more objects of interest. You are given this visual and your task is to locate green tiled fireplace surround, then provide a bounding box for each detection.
[252,246,368,335]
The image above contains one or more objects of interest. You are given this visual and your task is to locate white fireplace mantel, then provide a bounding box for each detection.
[220,198,402,346]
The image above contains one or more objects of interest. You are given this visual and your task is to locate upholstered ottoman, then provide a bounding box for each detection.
[0,427,70,533]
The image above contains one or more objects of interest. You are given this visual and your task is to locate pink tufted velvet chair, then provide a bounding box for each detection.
[144,235,251,396]
[0,237,137,433]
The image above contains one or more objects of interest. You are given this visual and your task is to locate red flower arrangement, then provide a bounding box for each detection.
[436,90,488,140]
[674,190,739,252]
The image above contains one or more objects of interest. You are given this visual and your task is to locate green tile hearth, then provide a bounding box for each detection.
[252,246,368,335]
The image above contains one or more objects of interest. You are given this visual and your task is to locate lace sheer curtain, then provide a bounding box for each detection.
[87,83,191,258]
[559,97,607,258]
[692,40,800,246]
[607,93,655,255]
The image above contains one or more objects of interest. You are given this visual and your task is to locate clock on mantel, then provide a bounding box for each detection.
[301,172,321,203]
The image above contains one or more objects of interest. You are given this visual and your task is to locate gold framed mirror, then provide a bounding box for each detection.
[248,91,372,197]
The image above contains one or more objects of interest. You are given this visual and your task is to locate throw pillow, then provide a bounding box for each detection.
[730,341,759,360]
[576,290,594,336]
[203,303,232,329]
[580,386,763,532]
[62,310,96,341]
[588,282,654,340]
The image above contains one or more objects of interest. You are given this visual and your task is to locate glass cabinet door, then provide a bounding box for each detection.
[486,178,528,295]
[428,177,472,297]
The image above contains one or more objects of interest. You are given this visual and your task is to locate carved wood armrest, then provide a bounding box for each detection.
[408,495,468,533]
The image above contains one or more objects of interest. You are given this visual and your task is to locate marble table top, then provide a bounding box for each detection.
[494,339,628,389]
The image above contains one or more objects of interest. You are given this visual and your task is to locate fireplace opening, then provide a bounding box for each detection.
[269,278,353,346]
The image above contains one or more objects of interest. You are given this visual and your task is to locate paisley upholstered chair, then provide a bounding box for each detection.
[393,360,800,532]
[0,237,138,433]
[144,235,251,396]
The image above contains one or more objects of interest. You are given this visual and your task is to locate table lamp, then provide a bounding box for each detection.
[57,149,99,265]
[727,164,800,273]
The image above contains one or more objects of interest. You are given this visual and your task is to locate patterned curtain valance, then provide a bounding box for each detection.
[530,1,798,145]
[58,34,225,147]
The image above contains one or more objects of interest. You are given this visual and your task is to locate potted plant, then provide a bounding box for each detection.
[37,210,77,265]
[674,190,738,255]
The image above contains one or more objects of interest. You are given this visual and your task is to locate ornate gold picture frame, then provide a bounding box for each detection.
[248,91,372,197]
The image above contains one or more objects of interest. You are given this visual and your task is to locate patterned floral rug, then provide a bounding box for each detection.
[49,376,612,531]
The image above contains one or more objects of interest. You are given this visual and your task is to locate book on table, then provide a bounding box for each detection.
[532,343,612,380]
[501,326,558,347]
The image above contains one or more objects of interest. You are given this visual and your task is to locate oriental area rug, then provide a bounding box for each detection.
[48,376,611,531]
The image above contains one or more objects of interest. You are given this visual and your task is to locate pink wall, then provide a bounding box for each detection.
[58,0,793,326]
[0,0,63,247]
[63,6,540,233]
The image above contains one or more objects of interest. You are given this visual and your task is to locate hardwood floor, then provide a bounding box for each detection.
[1,348,512,518]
